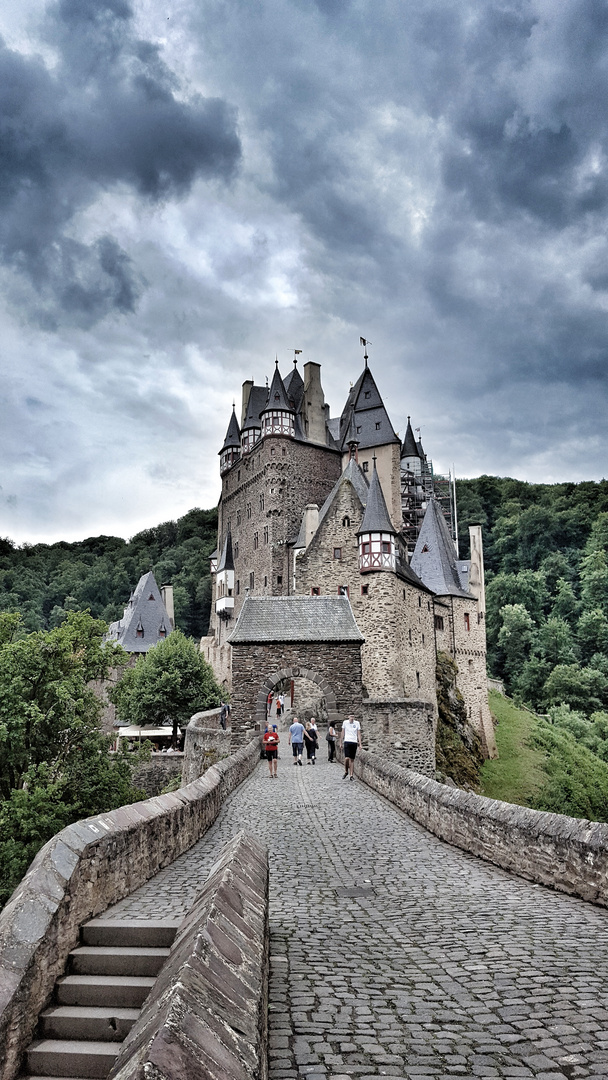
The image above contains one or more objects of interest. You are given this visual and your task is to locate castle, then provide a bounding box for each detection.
[201,355,496,770]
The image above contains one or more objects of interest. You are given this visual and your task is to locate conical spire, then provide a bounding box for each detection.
[357,459,396,535]
[401,417,420,460]
[410,499,468,597]
[338,364,399,451]
[220,405,241,452]
[262,362,294,415]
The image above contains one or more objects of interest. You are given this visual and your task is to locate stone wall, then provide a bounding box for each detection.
[109,831,269,1080]
[131,754,184,797]
[344,748,608,907]
[362,700,435,776]
[183,708,232,785]
[0,738,260,1080]
[230,641,363,743]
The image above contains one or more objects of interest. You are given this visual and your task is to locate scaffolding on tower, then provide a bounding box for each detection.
[400,455,457,557]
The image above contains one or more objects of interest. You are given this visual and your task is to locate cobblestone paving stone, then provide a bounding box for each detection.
[105,758,608,1079]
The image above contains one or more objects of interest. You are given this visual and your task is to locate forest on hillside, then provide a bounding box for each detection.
[0,507,218,640]
[456,476,608,730]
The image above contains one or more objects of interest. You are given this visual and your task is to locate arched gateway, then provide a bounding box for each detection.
[227,595,364,745]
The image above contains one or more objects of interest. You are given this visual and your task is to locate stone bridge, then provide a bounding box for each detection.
[3,746,608,1080]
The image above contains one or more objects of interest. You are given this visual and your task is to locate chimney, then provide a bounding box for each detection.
[303,504,319,548]
[302,362,326,445]
[467,524,486,617]
[241,380,253,428]
[161,584,175,629]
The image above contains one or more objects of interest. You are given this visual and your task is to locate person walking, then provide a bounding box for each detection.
[219,701,230,730]
[326,722,337,762]
[304,720,318,764]
[340,714,362,780]
[263,724,280,777]
[288,716,305,766]
[276,692,284,719]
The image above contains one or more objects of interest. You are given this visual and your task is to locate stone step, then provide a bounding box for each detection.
[26,1039,118,1078]
[39,1005,140,1043]
[56,975,155,1008]
[81,919,180,949]
[69,945,170,977]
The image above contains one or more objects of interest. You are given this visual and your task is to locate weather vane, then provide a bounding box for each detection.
[359,337,371,366]
[291,349,302,365]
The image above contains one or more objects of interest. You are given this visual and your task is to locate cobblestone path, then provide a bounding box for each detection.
[105,757,608,1079]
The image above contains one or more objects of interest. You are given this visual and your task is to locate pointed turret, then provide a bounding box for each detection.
[216,528,235,619]
[284,359,304,412]
[338,365,400,452]
[219,406,241,474]
[410,499,469,597]
[241,384,266,454]
[357,460,397,572]
[261,362,295,438]
[106,571,174,653]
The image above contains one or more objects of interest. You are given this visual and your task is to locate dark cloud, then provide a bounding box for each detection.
[0,0,240,325]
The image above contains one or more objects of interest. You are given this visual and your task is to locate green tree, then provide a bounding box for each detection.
[496,604,537,683]
[580,549,608,616]
[550,578,581,625]
[111,630,222,746]
[543,664,608,716]
[577,609,608,663]
[535,617,579,668]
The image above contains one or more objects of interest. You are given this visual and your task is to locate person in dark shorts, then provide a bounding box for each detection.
[263,725,280,777]
[340,714,362,780]
[288,717,305,765]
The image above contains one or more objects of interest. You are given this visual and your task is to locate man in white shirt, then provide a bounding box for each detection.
[340,714,362,781]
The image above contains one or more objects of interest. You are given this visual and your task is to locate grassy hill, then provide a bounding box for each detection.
[480,690,608,822]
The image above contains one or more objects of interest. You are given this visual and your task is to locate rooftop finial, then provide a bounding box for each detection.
[275,355,279,367]
[372,452,377,469]
[360,336,371,367]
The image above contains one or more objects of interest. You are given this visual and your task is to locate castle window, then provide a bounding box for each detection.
[236,580,240,595]
[422,634,425,645]
[338,585,349,597]
[362,461,369,473]
[427,601,431,611]
[250,572,255,590]
[342,515,350,527]
[361,540,370,554]
[311,587,320,596]
[364,391,371,399]
[136,621,144,639]
[271,447,276,455]
[375,422,381,430]
[236,510,241,525]
[247,503,252,519]
[254,532,258,550]
[264,526,269,543]
[159,626,167,638]
[361,585,369,596]
[277,575,282,585]
[264,576,267,587]
[235,542,239,558]
[238,470,241,480]
[434,615,444,631]
[418,596,422,607]
[356,425,362,434]
[408,628,412,642]
[403,590,406,599]
[148,594,155,601]
[260,494,264,510]
[381,540,391,553]
[282,447,286,456]
[334,547,342,560]
[416,671,421,689]
[464,613,470,631]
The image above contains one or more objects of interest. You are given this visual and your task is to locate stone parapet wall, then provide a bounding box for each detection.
[344,748,608,907]
[0,738,260,1080]
[183,708,232,784]
[109,831,269,1080]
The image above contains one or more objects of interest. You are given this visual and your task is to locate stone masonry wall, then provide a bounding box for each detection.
[183,708,232,785]
[348,748,608,908]
[131,754,184,797]
[362,700,435,776]
[215,436,341,631]
[230,641,363,744]
[295,479,437,715]
[450,596,497,758]
[109,831,269,1080]
[0,739,260,1080]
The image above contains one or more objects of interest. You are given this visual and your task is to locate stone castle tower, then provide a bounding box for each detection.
[201,357,496,769]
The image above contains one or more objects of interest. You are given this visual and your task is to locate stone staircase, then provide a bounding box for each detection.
[21,918,180,1080]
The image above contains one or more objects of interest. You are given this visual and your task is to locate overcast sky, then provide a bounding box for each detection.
[1,0,608,545]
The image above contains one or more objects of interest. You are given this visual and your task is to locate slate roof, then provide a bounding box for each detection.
[242,385,267,431]
[262,364,294,414]
[106,571,173,653]
[228,595,364,643]
[284,364,304,411]
[410,499,471,598]
[316,457,369,532]
[220,407,241,452]
[357,463,396,535]
[401,418,420,460]
[338,366,400,452]
[217,528,234,572]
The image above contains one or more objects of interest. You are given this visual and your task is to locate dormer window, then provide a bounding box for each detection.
[148,594,155,601]
[159,625,167,638]
[136,621,144,639]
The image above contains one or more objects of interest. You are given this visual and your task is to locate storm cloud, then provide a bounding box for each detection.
[2,0,608,543]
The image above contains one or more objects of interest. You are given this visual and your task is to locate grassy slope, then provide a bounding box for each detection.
[480,690,547,805]
[480,689,608,822]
